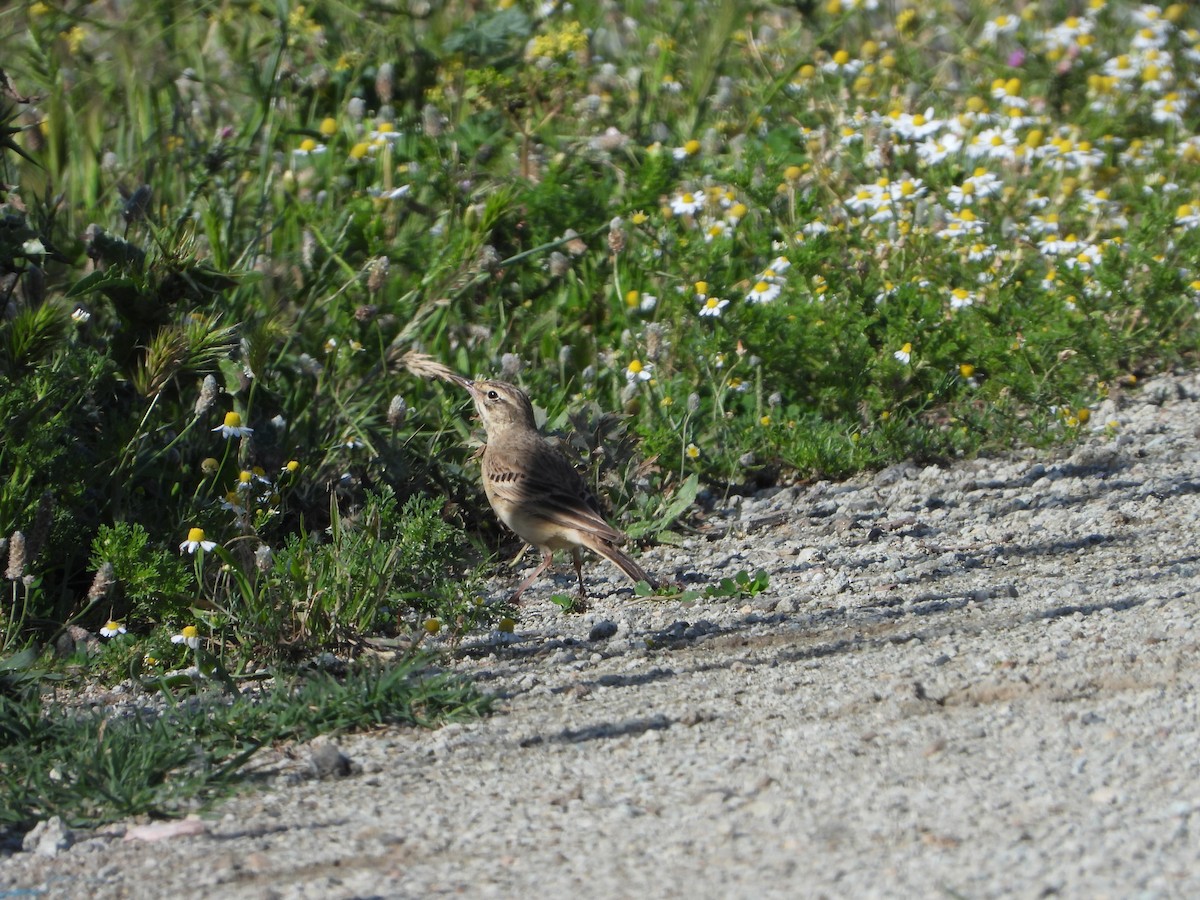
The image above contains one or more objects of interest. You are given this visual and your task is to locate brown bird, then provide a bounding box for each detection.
[449,375,652,603]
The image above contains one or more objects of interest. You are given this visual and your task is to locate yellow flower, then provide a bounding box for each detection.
[100,620,126,638]
[626,359,653,382]
[213,410,252,438]
[64,26,87,54]
[180,528,216,554]
[319,117,337,136]
[686,443,700,459]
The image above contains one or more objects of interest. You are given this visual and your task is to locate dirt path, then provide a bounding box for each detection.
[4,373,1200,898]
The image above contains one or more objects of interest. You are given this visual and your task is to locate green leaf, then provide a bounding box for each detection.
[442,8,531,61]
[65,270,115,298]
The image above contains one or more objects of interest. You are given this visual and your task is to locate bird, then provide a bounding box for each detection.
[447,374,652,603]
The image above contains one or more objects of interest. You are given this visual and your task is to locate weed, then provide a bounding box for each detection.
[0,0,1197,665]
[0,652,488,833]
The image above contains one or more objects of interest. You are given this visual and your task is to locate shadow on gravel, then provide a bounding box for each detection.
[1035,595,1152,620]
[519,714,673,746]
[454,484,1188,707]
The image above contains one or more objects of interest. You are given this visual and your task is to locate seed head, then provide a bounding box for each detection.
[255,545,274,572]
[644,323,663,360]
[195,374,219,417]
[301,228,316,271]
[5,531,26,580]
[387,395,408,428]
[366,256,389,294]
[375,62,395,104]
[500,353,522,381]
[87,562,115,601]
[607,217,626,256]
[421,103,446,138]
[548,251,570,277]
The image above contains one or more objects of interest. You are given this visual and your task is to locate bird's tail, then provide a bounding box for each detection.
[591,539,654,588]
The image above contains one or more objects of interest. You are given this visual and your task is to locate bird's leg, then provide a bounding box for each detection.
[510,549,554,603]
[571,547,588,599]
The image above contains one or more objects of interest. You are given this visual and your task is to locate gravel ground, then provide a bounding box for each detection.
[4,372,1200,899]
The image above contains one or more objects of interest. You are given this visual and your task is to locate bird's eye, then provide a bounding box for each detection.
[487,390,499,400]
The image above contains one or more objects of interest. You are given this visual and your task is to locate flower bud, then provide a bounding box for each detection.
[387,395,408,428]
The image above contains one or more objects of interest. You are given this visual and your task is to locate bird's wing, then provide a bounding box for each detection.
[484,443,627,545]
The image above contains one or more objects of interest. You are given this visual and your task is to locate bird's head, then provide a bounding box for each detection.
[448,375,538,436]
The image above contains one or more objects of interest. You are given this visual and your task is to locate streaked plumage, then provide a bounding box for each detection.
[450,375,651,602]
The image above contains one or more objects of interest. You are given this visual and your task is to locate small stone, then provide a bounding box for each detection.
[309,741,353,779]
[588,620,619,641]
[23,816,74,857]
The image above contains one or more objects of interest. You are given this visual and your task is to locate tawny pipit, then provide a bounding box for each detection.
[449,375,652,602]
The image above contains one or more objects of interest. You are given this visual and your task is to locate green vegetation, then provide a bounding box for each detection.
[0,650,489,831]
[0,0,1199,826]
[4,0,1194,659]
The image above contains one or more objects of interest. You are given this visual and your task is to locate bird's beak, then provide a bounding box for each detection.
[446,374,482,414]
